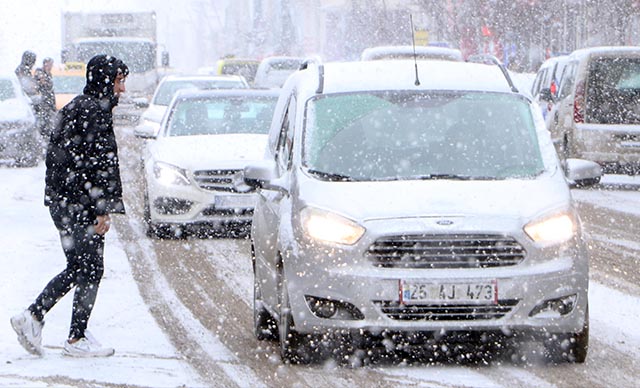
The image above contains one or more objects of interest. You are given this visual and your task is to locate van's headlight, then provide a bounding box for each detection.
[153,161,190,186]
[300,207,365,245]
[524,213,576,244]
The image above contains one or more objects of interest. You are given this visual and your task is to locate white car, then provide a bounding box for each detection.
[360,45,463,61]
[0,73,39,167]
[244,59,602,364]
[138,89,279,238]
[135,74,249,138]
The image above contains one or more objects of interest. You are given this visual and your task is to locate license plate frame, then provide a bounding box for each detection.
[214,194,256,209]
[399,280,498,305]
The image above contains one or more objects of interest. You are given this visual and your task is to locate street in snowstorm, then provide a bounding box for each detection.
[3,123,640,387]
[2,0,640,387]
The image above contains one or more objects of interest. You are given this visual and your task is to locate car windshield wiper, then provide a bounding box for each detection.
[306,169,355,181]
[411,174,495,181]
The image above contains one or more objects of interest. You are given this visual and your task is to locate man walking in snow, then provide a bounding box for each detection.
[10,54,128,358]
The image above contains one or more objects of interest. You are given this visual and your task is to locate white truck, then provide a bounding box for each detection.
[61,11,170,122]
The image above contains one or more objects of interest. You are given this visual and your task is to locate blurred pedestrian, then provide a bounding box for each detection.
[10,54,129,358]
[34,57,57,138]
[14,50,39,101]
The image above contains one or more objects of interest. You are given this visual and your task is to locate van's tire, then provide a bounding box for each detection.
[277,259,316,364]
[544,307,589,363]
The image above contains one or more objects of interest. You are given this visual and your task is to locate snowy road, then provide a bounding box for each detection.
[111,126,640,388]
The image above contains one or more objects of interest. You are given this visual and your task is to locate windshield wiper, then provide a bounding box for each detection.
[411,174,495,181]
[306,169,355,181]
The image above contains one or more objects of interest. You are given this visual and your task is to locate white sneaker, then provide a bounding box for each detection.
[10,310,44,356]
[62,337,115,358]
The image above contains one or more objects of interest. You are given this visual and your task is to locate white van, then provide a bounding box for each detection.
[547,46,640,173]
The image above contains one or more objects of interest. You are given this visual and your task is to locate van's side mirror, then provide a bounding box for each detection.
[242,160,287,195]
[565,158,602,188]
[539,88,554,102]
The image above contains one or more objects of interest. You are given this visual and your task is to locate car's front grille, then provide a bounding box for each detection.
[153,197,193,215]
[376,300,518,321]
[193,169,253,193]
[367,234,525,269]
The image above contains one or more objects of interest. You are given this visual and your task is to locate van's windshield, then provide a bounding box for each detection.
[304,91,544,181]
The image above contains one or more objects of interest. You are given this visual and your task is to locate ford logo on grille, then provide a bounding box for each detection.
[436,219,454,226]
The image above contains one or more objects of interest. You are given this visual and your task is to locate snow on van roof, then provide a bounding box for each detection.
[292,60,519,96]
[568,46,640,60]
[360,45,463,61]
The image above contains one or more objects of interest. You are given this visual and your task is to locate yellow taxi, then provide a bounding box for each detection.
[215,57,260,85]
[51,62,86,110]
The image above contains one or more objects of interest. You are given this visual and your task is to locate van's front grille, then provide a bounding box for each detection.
[193,169,253,193]
[367,234,525,269]
[376,300,518,321]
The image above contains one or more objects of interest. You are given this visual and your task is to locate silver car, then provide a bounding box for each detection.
[0,73,39,167]
[245,59,601,365]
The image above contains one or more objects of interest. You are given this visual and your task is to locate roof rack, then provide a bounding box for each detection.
[466,54,519,93]
[298,55,322,70]
[298,57,324,94]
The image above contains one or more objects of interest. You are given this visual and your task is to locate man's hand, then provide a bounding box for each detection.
[95,214,111,235]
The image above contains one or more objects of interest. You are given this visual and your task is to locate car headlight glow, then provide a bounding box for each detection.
[524,213,576,244]
[300,207,365,245]
[153,161,190,186]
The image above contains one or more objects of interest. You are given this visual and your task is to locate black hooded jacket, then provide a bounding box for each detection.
[45,55,129,218]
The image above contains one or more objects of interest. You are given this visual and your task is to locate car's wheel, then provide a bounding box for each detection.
[277,260,314,364]
[14,135,40,167]
[544,307,589,363]
[14,153,39,168]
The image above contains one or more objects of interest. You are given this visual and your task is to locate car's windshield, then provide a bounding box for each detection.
[165,95,277,136]
[154,79,248,106]
[304,91,544,181]
[0,79,16,101]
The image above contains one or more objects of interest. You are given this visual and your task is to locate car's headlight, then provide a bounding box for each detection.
[153,161,190,186]
[524,213,576,244]
[300,207,365,245]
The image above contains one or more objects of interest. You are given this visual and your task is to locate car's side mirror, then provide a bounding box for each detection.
[133,97,149,109]
[134,124,157,139]
[539,87,554,102]
[565,158,602,188]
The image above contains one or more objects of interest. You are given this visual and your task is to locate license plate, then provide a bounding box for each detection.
[399,280,497,304]
[620,141,640,148]
[214,195,256,209]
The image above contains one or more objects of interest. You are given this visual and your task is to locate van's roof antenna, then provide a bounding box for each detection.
[410,14,420,86]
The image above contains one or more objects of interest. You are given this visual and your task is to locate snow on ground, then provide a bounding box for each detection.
[573,174,640,216]
[2,164,640,387]
[0,164,204,387]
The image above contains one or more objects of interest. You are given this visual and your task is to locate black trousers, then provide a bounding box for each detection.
[29,203,105,340]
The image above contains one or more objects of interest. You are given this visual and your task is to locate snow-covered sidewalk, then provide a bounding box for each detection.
[0,164,204,387]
